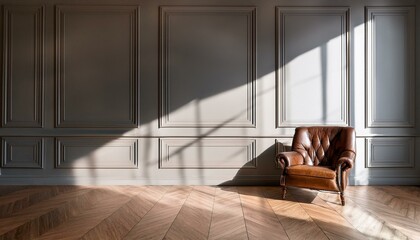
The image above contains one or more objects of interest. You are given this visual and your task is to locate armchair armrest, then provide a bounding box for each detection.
[276,152,304,169]
[336,150,356,172]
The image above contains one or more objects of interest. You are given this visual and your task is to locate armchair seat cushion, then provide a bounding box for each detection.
[286,165,336,179]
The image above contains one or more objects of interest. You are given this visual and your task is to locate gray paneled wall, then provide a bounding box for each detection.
[0,0,419,185]
[56,5,139,127]
[366,6,415,128]
[160,6,256,128]
[2,5,43,127]
[276,7,349,126]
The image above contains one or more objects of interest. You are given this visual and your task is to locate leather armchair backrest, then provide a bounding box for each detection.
[291,127,356,166]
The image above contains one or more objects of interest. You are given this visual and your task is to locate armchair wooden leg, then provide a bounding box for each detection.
[282,186,287,199]
[340,192,345,206]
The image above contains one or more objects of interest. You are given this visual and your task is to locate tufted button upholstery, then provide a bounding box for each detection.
[292,127,356,167]
[276,126,356,205]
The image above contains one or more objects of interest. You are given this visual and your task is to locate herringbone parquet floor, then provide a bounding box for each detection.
[0,185,419,240]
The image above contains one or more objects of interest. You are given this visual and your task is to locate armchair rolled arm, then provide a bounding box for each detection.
[276,152,304,170]
[336,150,356,172]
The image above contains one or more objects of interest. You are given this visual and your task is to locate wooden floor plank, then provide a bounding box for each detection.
[0,187,95,239]
[320,190,409,239]
[263,187,329,240]
[317,191,410,240]
[376,186,420,222]
[302,204,368,240]
[123,186,193,240]
[344,187,420,239]
[0,186,82,218]
[208,187,248,240]
[34,186,144,240]
[81,186,168,240]
[164,186,216,240]
[289,188,369,240]
[0,185,418,240]
[238,187,289,240]
[0,186,28,197]
[394,186,420,199]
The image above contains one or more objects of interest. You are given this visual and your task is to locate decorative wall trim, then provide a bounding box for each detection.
[159,6,256,128]
[2,5,44,127]
[353,177,420,185]
[55,5,139,128]
[366,7,415,128]
[55,137,138,169]
[159,138,256,169]
[276,7,349,127]
[1,137,43,168]
[0,176,283,185]
[366,137,415,168]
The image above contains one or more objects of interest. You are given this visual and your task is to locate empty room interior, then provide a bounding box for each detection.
[0,0,419,239]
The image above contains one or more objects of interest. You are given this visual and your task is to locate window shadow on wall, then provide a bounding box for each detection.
[0,4,363,186]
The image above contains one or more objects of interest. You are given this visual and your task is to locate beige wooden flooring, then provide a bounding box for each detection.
[0,185,419,240]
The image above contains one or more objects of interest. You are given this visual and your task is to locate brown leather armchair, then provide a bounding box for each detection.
[276,126,356,205]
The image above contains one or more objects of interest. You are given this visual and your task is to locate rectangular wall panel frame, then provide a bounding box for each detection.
[55,5,139,128]
[55,137,138,169]
[159,138,257,169]
[1,137,44,168]
[365,6,415,128]
[366,137,415,168]
[159,6,256,128]
[2,5,44,127]
[276,7,350,127]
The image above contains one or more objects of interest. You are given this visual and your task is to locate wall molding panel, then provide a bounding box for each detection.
[366,137,415,168]
[276,7,349,127]
[1,137,43,168]
[2,5,44,127]
[159,6,256,128]
[55,5,139,128]
[0,1,418,185]
[55,137,138,169]
[366,7,415,128]
[159,138,256,169]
